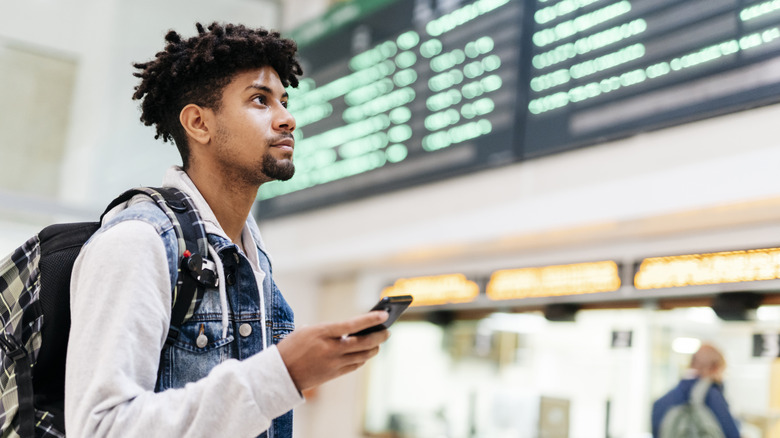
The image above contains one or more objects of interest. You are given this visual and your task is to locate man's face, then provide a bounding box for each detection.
[209,66,296,186]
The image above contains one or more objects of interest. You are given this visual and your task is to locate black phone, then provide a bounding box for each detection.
[350,295,413,336]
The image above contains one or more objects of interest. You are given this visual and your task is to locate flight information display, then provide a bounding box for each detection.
[257,0,780,217]
[259,0,525,216]
[523,0,780,156]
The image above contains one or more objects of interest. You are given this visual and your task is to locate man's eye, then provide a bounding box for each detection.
[282,100,289,108]
[254,96,267,105]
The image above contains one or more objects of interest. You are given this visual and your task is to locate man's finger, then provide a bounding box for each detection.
[337,347,382,372]
[325,311,389,337]
[344,346,381,363]
[338,329,390,353]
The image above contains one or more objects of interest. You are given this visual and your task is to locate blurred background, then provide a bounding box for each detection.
[2,0,780,437]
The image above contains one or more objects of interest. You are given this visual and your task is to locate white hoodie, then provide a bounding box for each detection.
[65,166,303,437]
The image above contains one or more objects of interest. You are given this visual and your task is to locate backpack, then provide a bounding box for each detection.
[0,187,218,438]
[659,378,726,438]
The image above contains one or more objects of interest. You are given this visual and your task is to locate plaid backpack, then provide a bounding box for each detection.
[0,187,218,438]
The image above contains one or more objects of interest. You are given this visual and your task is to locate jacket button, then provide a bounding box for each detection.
[239,323,253,337]
[226,273,236,286]
[196,333,208,348]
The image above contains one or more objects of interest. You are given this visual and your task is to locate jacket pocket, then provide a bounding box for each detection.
[157,317,235,390]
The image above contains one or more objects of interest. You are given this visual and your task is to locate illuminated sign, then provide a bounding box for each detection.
[486,261,621,300]
[258,0,524,217]
[381,274,479,307]
[634,247,780,289]
[256,0,780,217]
[523,0,780,157]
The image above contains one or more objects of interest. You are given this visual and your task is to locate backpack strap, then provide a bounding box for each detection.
[0,235,44,438]
[0,325,35,438]
[690,378,712,405]
[101,187,218,344]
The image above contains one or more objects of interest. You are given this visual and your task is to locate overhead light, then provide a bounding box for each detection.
[757,305,780,322]
[544,303,580,322]
[711,292,762,321]
[478,312,547,333]
[672,337,701,354]
[685,307,718,324]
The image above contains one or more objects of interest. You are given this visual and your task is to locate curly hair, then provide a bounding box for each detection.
[132,22,303,167]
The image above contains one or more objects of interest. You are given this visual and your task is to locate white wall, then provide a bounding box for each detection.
[0,0,282,252]
[0,0,283,203]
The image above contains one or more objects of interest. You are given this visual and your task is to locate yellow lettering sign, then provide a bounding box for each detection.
[487,261,621,300]
[635,248,780,289]
[382,274,479,306]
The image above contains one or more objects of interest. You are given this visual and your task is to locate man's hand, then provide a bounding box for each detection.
[277,311,391,392]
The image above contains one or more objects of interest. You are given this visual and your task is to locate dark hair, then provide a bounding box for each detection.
[132,22,302,167]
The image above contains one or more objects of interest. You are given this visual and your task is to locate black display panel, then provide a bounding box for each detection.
[257,0,780,217]
[524,0,780,156]
[259,0,526,217]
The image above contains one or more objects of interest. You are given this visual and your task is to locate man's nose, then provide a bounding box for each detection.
[275,107,296,132]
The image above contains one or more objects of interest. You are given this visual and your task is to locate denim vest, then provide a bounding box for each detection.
[107,200,295,438]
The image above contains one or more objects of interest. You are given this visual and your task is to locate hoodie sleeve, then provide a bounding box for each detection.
[66,219,303,438]
[706,384,741,438]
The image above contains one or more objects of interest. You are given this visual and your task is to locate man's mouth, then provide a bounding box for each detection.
[271,136,295,152]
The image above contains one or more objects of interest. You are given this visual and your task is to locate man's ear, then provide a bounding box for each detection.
[180,104,212,145]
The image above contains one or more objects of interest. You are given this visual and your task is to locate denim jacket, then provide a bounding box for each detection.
[66,167,302,438]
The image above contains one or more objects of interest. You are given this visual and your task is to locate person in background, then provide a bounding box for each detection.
[65,22,390,438]
[651,343,741,438]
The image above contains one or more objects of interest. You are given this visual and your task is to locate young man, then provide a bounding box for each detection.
[65,23,390,437]
[651,343,741,438]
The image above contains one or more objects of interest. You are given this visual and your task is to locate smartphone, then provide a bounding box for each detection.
[350,295,414,336]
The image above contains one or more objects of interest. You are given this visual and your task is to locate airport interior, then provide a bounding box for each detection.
[2,0,780,437]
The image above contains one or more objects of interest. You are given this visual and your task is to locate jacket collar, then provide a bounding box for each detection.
[161,166,267,253]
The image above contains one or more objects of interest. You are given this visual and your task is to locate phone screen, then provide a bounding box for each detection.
[350,295,413,336]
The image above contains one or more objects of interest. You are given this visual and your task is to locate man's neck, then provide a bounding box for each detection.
[186,166,256,245]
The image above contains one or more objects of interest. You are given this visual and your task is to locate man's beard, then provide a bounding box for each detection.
[261,151,295,181]
[212,124,295,184]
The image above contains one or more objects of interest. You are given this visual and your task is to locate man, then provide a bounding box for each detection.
[651,343,740,438]
[65,22,390,437]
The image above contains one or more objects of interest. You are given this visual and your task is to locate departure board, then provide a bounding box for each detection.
[259,0,526,216]
[257,0,780,217]
[524,0,780,156]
